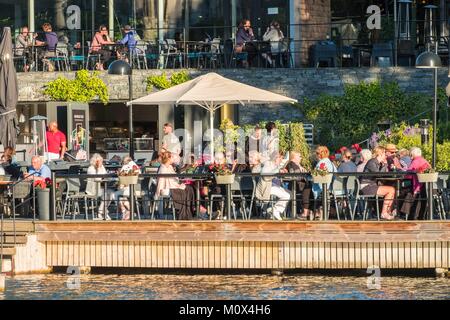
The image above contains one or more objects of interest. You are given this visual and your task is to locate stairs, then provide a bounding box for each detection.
[0,221,34,258]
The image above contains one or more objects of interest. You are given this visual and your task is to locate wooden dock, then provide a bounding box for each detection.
[1,221,449,273]
[32,221,450,271]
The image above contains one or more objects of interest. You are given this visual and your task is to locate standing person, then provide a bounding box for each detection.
[90,25,115,70]
[46,121,67,161]
[360,146,396,220]
[161,123,181,165]
[256,151,290,220]
[117,25,137,61]
[85,153,111,220]
[235,19,256,67]
[262,21,284,66]
[34,23,58,71]
[15,26,32,71]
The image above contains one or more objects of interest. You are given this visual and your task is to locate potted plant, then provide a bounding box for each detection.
[312,162,333,184]
[417,167,438,183]
[210,163,235,184]
[34,178,52,220]
[118,163,140,186]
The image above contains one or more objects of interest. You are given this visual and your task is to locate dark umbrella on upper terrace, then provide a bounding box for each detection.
[0,27,19,149]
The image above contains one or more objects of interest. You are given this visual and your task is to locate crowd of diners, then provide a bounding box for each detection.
[0,120,443,221]
[13,22,138,72]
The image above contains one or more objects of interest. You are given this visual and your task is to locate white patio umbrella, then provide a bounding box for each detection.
[128,72,297,159]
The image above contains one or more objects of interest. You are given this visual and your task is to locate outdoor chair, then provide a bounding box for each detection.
[161,39,183,69]
[62,177,97,220]
[230,176,248,220]
[4,181,32,217]
[85,41,101,70]
[371,42,394,67]
[397,40,415,66]
[352,179,382,221]
[131,40,148,70]
[47,43,70,71]
[117,181,143,220]
[310,41,337,67]
[151,192,176,220]
[432,174,449,220]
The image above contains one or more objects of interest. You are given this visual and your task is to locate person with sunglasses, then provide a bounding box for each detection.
[90,25,115,70]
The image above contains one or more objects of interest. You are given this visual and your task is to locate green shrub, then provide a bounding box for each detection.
[43,70,109,104]
[146,71,191,91]
[298,81,435,150]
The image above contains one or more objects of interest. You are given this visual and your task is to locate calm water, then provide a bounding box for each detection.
[1,273,449,300]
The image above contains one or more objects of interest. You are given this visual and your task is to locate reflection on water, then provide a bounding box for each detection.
[1,273,449,300]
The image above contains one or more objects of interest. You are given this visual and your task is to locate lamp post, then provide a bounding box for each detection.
[419,119,430,146]
[108,60,133,159]
[416,51,441,169]
[108,60,135,221]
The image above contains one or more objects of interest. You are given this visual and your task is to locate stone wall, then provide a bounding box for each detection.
[18,67,450,124]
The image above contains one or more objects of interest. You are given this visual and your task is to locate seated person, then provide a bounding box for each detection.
[85,153,110,220]
[1,147,21,179]
[310,146,337,220]
[34,23,58,71]
[262,21,284,66]
[156,152,195,220]
[90,25,115,70]
[115,156,140,220]
[360,146,396,220]
[25,156,51,181]
[285,151,310,220]
[400,147,430,220]
[235,19,256,67]
[338,150,357,173]
[256,151,290,221]
[15,26,32,71]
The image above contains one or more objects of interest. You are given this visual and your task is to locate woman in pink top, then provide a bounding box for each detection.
[400,147,431,220]
[156,153,195,220]
[90,25,115,70]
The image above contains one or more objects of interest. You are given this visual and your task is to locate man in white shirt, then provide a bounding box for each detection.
[161,123,181,165]
[257,151,290,220]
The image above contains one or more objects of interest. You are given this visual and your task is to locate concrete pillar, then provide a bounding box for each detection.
[158,104,174,148]
[28,0,35,33]
[231,0,237,40]
[292,0,331,67]
[109,0,114,39]
[0,273,5,292]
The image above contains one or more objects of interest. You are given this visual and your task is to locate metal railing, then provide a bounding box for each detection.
[30,171,449,222]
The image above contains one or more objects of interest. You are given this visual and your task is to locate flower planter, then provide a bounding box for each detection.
[36,188,50,221]
[312,174,333,185]
[119,175,139,186]
[417,172,438,183]
[215,174,235,185]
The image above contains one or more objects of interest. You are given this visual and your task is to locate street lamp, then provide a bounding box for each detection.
[108,60,134,159]
[416,51,441,169]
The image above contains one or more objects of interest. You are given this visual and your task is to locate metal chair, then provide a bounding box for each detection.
[371,42,394,67]
[131,40,148,70]
[62,178,97,220]
[85,41,101,70]
[432,174,449,220]
[151,192,176,220]
[310,41,338,67]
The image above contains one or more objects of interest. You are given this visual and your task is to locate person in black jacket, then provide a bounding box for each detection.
[360,146,396,220]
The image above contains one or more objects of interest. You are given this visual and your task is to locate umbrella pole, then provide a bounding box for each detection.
[210,109,214,162]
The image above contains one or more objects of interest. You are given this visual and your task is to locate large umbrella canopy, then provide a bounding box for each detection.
[0,27,19,149]
[129,72,297,159]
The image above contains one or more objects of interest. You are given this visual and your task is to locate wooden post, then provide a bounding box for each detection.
[0,273,5,291]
